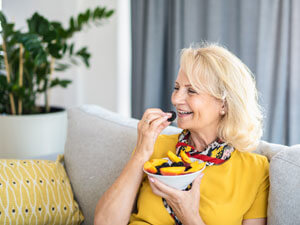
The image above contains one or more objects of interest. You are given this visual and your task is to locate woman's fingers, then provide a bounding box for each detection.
[142,113,167,126]
[149,173,204,201]
[143,112,172,125]
[148,177,173,199]
[138,109,170,130]
[148,176,178,199]
[141,108,165,121]
[139,110,172,136]
[149,115,171,133]
[190,173,204,197]
[191,173,204,190]
[135,108,172,160]
[148,177,168,199]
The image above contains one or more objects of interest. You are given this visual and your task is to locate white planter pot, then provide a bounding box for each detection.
[0,108,67,159]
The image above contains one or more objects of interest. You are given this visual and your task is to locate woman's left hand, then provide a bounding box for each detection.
[148,173,205,225]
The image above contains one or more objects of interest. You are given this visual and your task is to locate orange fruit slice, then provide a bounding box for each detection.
[143,161,158,174]
[167,151,182,163]
[184,162,205,174]
[180,151,192,164]
[160,166,186,176]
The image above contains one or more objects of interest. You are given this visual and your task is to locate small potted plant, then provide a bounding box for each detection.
[0,7,114,158]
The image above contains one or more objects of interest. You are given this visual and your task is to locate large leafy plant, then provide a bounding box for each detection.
[0,7,114,115]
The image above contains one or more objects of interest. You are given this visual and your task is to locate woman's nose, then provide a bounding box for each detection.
[171,90,185,105]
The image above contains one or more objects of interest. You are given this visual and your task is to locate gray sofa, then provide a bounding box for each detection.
[64,105,300,225]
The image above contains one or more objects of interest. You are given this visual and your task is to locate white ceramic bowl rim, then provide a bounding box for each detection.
[143,157,206,177]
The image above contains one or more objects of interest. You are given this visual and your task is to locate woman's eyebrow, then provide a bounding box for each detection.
[175,82,192,87]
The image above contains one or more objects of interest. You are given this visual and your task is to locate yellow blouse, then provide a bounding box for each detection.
[130,134,269,225]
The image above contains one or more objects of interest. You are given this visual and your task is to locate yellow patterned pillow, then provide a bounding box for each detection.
[0,155,84,225]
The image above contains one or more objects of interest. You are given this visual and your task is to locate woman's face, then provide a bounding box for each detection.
[171,68,223,134]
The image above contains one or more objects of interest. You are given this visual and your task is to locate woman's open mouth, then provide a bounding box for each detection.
[177,110,193,118]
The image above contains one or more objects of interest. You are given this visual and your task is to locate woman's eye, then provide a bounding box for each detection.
[188,89,197,94]
[173,87,179,90]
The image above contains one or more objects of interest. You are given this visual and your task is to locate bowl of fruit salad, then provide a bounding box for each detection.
[143,151,206,190]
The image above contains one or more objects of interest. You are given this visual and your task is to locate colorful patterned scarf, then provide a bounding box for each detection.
[162,129,235,225]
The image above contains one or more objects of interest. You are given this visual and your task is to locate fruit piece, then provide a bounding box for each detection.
[166,110,177,122]
[167,151,182,163]
[155,162,171,175]
[156,162,170,169]
[189,161,199,168]
[160,166,186,176]
[171,161,184,167]
[143,161,158,174]
[184,162,205,174]
[184,166,192,171]
[149,158,168,167]
[180,151,192,164]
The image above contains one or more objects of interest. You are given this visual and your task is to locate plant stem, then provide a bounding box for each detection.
[18,44,24,115]
[2,39,16,115]
[46,57,55,113]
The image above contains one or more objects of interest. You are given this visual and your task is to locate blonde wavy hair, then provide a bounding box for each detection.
[180,43,263,151]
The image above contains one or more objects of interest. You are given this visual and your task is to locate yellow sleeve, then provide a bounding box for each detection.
[243,157,270,219]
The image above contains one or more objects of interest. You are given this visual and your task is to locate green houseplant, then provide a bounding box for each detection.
[0,7,114,159]
[0,6,114,115]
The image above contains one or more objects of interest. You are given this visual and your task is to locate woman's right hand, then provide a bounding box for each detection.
[134,108,172,162]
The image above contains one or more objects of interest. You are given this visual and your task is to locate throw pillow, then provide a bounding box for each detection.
[0,155,84,225]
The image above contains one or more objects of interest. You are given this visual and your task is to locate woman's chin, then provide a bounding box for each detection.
[177,121,190,130]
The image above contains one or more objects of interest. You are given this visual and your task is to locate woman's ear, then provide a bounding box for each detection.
[220,100,227,116]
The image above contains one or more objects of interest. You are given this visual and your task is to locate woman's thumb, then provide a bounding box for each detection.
[191,173,204,192]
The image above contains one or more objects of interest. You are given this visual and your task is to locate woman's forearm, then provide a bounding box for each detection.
[94,152,147,225]
[94,109,172,225]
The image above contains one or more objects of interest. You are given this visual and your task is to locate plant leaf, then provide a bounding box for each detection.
[50,78,72,88]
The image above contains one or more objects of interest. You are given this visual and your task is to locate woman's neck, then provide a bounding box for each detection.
[189,130,218,152]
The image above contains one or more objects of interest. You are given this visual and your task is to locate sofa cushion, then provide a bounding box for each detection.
[255,140,288,161]
[268,144,300,225]
[64,105,181,225]
[0,155,83,225]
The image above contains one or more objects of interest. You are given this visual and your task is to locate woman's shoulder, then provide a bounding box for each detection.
[233,150,269,172]
[235,150,268,162]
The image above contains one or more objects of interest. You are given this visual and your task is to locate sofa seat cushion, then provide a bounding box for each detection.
[268,144,300,225]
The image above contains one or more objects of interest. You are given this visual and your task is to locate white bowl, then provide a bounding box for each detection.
[143,158,206,190]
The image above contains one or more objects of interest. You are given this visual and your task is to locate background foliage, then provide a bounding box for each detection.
[0,7,114,114]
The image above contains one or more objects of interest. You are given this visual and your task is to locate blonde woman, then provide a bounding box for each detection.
[94,43,269,225]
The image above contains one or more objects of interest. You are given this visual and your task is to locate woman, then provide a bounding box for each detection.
[94,43,269,225]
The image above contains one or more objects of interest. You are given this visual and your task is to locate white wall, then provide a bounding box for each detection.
[2,0,122,113]
[75,0,118,112]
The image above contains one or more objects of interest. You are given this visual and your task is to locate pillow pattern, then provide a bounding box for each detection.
[0,155,84,225]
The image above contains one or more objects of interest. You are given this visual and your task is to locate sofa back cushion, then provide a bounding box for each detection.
[64,105,180,225]
[255,140,288,161]
[268,144,300,225]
